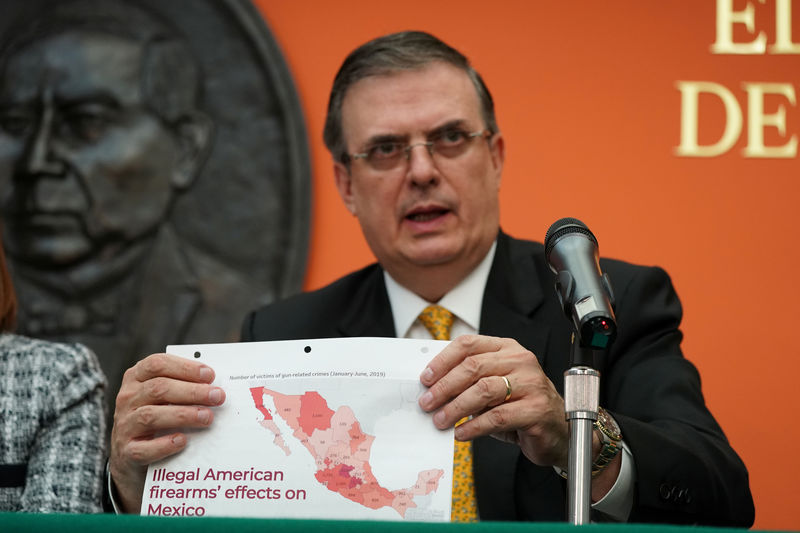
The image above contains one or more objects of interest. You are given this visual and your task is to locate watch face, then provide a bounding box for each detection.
[598,408,622,440]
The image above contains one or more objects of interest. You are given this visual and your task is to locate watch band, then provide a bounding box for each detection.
[553,407,622,479]
[591,407,622,477]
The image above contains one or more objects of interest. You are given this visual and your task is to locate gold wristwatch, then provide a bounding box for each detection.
[591,407,622,477]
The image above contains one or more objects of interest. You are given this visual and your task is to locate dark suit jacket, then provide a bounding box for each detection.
[241,232,754,526]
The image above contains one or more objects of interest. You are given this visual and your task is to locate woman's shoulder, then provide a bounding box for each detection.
[0,333,102,380]
[0,332,90,357]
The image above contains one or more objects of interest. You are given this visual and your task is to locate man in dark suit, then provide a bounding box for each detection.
[108,31,754,525]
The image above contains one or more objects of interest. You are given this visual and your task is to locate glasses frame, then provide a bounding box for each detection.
[347,129,491,169]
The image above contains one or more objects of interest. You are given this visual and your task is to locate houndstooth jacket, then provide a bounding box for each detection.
[0,333,106,512]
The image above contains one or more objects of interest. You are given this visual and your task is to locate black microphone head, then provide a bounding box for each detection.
[544,217,597,261]
[543,217,616,350]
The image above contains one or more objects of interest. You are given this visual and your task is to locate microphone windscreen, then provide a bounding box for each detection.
[544,217,597,260]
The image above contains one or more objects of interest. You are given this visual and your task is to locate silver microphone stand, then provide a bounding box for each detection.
[564,337,600,525]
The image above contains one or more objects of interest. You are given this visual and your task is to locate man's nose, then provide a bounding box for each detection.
[406,143,439,186]
[20,105,65,177]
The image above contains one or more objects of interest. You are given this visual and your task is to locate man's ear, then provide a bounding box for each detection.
[333,161,357,216]
[171,110,214,190]
[489,131,505,188]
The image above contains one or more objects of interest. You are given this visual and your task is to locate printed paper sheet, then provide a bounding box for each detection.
[141,337,453,521]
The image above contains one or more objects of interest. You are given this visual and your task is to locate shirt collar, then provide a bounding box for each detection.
[384,240,497,337]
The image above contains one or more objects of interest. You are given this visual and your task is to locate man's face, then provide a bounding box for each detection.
[334,62,504,284]
[0,31,183,267]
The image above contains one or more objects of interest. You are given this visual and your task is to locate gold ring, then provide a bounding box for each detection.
[501,376,512,402]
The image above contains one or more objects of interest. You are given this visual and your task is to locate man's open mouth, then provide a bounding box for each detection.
[406,208,449,222]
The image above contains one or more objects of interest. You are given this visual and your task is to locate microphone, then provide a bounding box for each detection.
[544,217,616,350]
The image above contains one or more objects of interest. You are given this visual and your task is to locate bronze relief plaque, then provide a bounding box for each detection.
[0,0,311,416]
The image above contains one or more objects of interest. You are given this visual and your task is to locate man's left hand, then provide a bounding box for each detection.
[418,334,570,470]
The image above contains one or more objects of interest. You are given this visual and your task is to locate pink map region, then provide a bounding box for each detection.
[249,388,273,419]
[298,391,335,434]
[249,388,293,455]
[250,386,443,517]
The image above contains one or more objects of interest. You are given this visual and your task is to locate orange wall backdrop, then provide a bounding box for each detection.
[254,1,799,529]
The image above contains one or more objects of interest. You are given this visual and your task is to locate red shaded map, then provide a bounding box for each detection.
[250,386,443,517]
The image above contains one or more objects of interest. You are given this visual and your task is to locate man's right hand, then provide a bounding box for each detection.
[109,353,226,513]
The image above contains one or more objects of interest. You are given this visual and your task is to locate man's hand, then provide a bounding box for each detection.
[418,335,570,469]
[109,353,226,513]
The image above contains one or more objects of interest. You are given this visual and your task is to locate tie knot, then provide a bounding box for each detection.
[418,305,454,341]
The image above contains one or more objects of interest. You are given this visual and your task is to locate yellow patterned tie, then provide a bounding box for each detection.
[418,305,479,522]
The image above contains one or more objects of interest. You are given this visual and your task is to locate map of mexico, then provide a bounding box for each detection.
[141,338,452,521]
[250,387,444,517]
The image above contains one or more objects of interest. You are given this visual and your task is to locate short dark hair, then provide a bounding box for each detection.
[0,0,202,125]
[323,31,498,165]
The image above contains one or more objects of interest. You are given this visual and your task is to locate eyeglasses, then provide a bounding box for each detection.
[348,128,491,171]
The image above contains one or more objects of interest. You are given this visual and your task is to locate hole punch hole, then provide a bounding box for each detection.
[194,351,201,358]
[304,346,311,354]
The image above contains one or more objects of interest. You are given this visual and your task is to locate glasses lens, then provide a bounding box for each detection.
[366,142,404,170]
[432,130,470,157]
[433,129,486,159]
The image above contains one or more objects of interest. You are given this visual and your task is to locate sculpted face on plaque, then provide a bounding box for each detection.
[0,30,208,281]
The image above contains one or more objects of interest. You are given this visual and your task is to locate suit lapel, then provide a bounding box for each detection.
[479,232,550,366]
[474,232,555,520]
[336,264,396,338]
